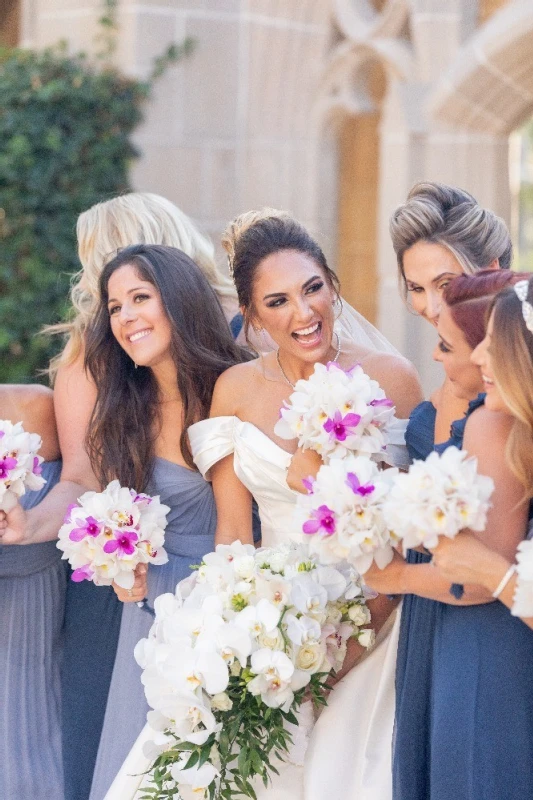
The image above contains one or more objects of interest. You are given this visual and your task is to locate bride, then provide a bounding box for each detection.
[106,209,422,799]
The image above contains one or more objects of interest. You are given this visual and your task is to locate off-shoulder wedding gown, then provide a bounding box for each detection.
[105,416,408,800]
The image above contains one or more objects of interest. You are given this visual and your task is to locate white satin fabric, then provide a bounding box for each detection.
[106,416,408,800]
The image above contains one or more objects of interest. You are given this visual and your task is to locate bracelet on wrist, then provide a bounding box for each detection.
[492,565,516,599]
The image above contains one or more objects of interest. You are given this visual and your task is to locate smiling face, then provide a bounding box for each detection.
[433,303,483,401]
[403,241,464,326]
[107,263,174,370]
[471,312,509,414]
[250,249,337,365]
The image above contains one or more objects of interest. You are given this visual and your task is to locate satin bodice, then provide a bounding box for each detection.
[189,415,409,548]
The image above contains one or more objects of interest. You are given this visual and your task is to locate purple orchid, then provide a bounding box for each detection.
[71,565,94,582]
[370,398,394,408]
[63,503,79,525]
[103,530,139,557]
[303,504,337,536]
[0,456,17,480]
[345,472,375,497]
[302,476,315,495]
[69,516,103,542]
[323,411,361,442]
[32,456,42,476]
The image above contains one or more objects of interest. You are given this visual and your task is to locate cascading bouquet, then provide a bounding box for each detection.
[273,361,395,462]
[134,540,375,799]
[56,479,169,589]
[383,446,494,598]
[512,539,533,618]
[0,420,46,511]
[294,454,399,573]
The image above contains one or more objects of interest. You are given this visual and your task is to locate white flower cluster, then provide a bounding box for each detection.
[512,539,533,618]
[274,361,396,462]
[383,446,494,552]
[56,479,169,588]
[135,540,375,797]
[0,420,46,511]
[295,455,399,573]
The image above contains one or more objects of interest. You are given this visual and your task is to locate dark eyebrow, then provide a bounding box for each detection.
[439,334,452,349]
[262,275,322,301]
[107,285,150,304]
[432,272,458,285]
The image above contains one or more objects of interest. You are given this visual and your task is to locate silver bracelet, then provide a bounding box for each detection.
[492,565,516,599]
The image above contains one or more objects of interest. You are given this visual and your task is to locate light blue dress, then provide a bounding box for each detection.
[88,459,218,800]
[0,460,65,800]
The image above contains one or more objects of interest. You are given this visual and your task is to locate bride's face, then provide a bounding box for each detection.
[250,249,336,364]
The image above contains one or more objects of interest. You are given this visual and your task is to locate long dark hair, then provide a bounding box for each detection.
[85,244,252,489]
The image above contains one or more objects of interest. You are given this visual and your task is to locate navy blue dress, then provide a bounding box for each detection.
[395,396,533,799]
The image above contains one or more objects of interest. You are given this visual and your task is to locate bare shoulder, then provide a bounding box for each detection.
[463,406,513,454]
[210,358,261,417]
[0,383,54,416]
[359,351,423,419]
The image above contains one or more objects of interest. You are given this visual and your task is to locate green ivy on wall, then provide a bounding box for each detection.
[0,8,193,382]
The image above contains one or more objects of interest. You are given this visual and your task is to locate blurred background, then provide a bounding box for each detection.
[1,0,533,391]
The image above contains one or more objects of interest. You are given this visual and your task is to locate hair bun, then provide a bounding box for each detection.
[221,208,288,276]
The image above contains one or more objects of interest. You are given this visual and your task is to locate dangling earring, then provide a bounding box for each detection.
[134,362,138,369]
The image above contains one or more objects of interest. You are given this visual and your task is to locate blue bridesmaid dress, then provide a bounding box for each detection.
[394,395,533,799]
[0,461,65,799]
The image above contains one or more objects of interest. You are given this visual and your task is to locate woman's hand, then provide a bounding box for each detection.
[113,563,148,603]
[431,533,510,591]
[0,503,29,544]
[286,447,323,493]
[363,550,407,595]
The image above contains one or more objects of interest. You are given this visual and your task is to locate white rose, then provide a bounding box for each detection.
[295,642,326,674]
[348,604,371,626]
[325,607,342,626]
[210,692,233,712]
[233,556,256,580]
[358,628,375,649]
[257,628,285,651]
[230,660,242,677]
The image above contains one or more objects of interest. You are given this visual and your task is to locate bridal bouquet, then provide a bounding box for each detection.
[512,539,533,618]
[56,479,169,588]
[383,446,494,552]
[274,361,395,462]
[295,455,399,573]
[134,540,375,799]
[0,420,46,511]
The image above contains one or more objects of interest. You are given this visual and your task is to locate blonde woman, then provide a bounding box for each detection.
[0,192,255,800]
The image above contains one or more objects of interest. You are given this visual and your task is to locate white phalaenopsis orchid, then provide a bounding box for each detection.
[512,539,533,618]
[295,455,399,573]
[383,446,494,552]
[56,479,169,589]
[135,539,374,797]
[274,361,396,463]
[0,420,46,512]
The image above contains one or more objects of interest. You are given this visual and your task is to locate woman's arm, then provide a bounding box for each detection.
[0,384,60,461]
[362,353,423,420]
[365,407,529,605]
[0,354,101,544]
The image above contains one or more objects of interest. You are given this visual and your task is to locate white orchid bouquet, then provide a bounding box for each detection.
[382,446,494,553]
[294,455,399,574]
[56,479,169,589]
[274,361,396,462]
[512,539,533,618]
[0,420,46,511]
[134,540,375,799]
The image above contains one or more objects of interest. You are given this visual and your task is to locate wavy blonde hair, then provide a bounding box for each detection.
[47,192,236,376]
[490,278,533,500]
[390,182,513,299]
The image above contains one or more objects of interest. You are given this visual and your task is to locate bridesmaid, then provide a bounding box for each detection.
[0,385,64,799]
[83,244,256,799]
[364,270,533,799]
[0,193,257,800]
[387,181,513,799]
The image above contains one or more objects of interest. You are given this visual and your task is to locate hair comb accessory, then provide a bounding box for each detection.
[514,280,533,334]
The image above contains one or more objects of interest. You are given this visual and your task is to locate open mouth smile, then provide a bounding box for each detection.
[291,321,322,346]
[128,329,152,343]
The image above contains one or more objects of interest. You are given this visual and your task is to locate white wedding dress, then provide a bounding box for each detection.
[105,416,408,800]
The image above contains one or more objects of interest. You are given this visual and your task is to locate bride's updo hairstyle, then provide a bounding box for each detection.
[390,182,512,300]
[488,275,533,498]
[221,209,340,344]
[443,270,528,350]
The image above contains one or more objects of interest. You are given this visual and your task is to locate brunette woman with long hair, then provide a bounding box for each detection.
[82,244,255,800]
